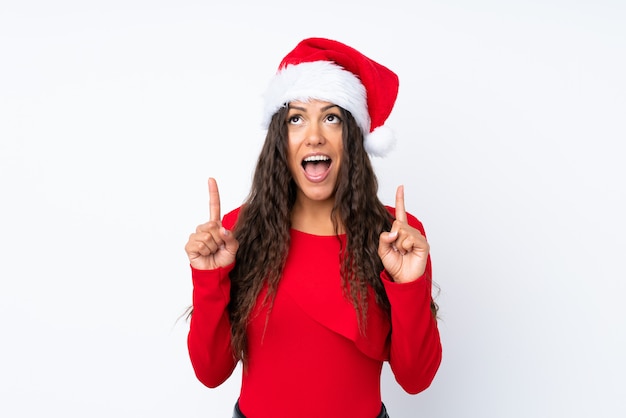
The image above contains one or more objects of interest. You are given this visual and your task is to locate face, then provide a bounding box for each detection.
[286,100,344,206]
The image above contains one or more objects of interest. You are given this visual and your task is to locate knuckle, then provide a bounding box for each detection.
[207,221,221,231]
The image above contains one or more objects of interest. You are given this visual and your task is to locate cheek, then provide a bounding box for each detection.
[333,135,344,156]
[286,141,298,163]
[328,126,343,145]
[286,144,301,175]
[286,131,301,154]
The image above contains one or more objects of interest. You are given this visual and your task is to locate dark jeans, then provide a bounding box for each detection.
[232,400,389,418]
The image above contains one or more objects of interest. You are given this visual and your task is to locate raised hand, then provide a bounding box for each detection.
[378,185,430,283]
[184,178,239,270]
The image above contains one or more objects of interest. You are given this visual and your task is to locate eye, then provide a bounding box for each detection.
[325,114,342,124]
[288,115,303,125]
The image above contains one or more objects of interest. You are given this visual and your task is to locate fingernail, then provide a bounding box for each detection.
[221,227,229,236]
[389,231,398,239]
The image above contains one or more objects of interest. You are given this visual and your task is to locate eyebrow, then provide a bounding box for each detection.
[287,103,340,112]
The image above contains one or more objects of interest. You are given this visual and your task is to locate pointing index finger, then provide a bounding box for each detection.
[395,185,407,223]
[208,177,221,222]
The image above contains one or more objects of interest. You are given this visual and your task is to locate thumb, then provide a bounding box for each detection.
[378,230,398,247]
[380,231,398,244]
[220,227,239,252]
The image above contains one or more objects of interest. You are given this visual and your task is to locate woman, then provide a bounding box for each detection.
[185,38,442,418]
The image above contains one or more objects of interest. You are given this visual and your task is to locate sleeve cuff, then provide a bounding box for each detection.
[380,269,428,286]
[191,263,235,279]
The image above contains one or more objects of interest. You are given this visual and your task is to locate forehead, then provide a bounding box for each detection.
[287,99,338,110]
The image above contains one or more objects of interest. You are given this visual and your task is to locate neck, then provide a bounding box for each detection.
[291,195,343,236]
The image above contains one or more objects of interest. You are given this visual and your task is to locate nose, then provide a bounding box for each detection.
[304,122,326,146]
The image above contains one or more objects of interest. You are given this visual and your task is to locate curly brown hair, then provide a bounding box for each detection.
[182,104,440,367]
[228,105,417,365]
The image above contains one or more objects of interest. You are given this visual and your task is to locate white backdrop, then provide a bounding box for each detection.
[1,1,625,417]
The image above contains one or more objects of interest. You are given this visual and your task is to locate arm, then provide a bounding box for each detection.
[378,186,442,393]
[184,179,241,387]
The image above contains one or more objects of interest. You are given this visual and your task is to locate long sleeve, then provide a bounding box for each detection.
[382,265,442,394]
[187,264,238,388]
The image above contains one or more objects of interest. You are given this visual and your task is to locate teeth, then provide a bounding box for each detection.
[303,155,330,162]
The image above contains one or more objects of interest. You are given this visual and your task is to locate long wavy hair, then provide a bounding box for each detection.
[227,105,437,365]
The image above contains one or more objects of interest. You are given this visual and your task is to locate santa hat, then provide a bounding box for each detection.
[261,37,399,157]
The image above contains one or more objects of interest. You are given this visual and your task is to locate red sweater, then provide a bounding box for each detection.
[188,207,442,418]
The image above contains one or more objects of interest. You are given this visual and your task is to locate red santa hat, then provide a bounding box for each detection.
[262,37,399,157]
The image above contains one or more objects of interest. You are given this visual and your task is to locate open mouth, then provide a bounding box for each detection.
[301,154,332,182]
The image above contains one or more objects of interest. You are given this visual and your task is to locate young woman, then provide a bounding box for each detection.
[184,37,442,418]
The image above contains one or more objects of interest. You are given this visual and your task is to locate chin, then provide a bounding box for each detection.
[298,184,337,203]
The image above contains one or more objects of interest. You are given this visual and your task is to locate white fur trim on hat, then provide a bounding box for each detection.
[364,125,396,157]
[261,61,371,136]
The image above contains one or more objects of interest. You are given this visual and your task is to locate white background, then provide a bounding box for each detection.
[1,1,625,417]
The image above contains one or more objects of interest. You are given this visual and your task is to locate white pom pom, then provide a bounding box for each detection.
[364,125,396,157]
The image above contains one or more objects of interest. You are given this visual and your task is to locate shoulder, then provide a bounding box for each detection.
[222,206,242,230]
[385,205,427,237]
